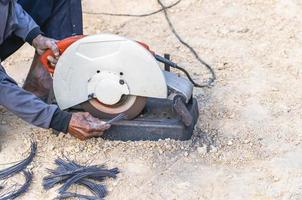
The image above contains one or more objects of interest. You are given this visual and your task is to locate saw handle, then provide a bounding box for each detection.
[39,35,86,73]
[137,41,155,55]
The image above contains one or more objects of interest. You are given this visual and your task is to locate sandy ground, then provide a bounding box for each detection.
[1,0,302,199]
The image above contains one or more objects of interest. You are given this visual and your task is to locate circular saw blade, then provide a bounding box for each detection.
[81,95,147,119]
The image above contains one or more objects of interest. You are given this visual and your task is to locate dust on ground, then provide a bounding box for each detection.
[1,0,302,199]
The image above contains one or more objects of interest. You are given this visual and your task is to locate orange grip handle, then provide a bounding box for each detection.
[137,41,155,55]
[39,35,86,73]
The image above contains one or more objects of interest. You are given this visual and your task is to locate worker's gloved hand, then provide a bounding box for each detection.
[68,112,111,140]
[32,34,59,66]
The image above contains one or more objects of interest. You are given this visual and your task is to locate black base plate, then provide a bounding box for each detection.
[102,98,199,141]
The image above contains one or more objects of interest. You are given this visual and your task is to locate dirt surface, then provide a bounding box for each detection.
[1,0,302,199]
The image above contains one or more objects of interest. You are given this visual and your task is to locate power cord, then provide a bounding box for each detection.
[84,0,216,88]
[156,0,216,87]
[155,54,211,88]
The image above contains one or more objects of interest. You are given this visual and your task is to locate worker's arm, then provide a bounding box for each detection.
[0,65,59,129]
[12,1,59,64]
[0,1,108,139]
[0,65,110,139]
[12,1,42,45]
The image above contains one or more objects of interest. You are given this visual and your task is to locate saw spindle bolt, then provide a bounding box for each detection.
[119,80,125,85]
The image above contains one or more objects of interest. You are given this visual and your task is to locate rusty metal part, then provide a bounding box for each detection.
[173,96,193,127]
[23,53,53,101]
[81,95,147,119]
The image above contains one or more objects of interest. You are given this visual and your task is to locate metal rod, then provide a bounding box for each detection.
[106,113,127,125]
[164,54,171,72]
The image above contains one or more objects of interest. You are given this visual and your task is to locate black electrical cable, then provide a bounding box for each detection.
[156,0,216,87]
[83,0,181,17]
[155,54,208,88]
[83,0,216,88]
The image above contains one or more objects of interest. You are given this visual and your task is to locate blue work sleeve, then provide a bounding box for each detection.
[13,1,42,44]
[0,65,57,128]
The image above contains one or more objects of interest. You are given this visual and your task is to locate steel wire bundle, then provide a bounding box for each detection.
[0,142,36,200]
[0,142,36,179]
[0,171,32,200]
[43,157,119,199]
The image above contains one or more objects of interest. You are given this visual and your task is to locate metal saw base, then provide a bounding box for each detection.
[101,98,199,141]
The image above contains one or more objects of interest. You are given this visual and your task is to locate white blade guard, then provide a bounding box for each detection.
[53,34,168,110]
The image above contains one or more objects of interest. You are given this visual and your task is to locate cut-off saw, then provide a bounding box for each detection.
[41,34,199,141]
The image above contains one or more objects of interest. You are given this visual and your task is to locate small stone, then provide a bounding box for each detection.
[104,142,112,149]
[159,149,163,154]
[227,175,233,179]
[243,139,250,144]
[273,176,280,182]
[48,145,55,151]
[165,144,172,150]
[58,133,65,139]
[197,147,207,155]
[27,164,34,170]
[227,140,233,146]
[210,146,218,153]
[86,142,93,149]
[184,152,189,157]
[237,28,249,33]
